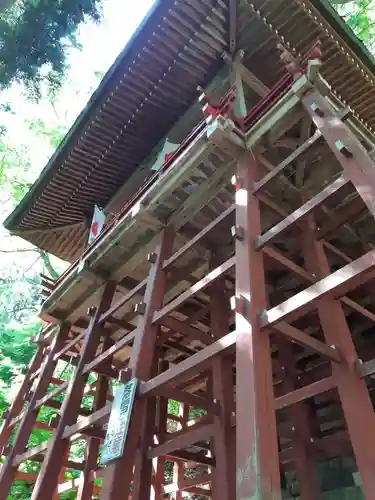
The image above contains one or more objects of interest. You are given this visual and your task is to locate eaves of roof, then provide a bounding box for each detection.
[3,0,172,231]
[4,0,375,263]
[312,0,375,70]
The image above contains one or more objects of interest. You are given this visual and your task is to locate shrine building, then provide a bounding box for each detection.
[2,0,375,498]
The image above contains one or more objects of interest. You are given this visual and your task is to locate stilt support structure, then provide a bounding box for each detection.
[3,42,375,499]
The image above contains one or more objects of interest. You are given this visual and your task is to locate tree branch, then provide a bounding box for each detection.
[37,250,59,280]
[0,248,59,280]
[0,248,37,253]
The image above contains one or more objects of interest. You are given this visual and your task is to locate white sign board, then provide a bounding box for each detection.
[100,378,138,465]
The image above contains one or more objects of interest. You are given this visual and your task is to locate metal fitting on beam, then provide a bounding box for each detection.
[231,295,246,316]
[310,102,324,117]
[119,368,131,384]
[231,225,244,241]
[147,252,157,264]
[134,302,146,315]
[335,140,353,158]
[87,306,96,317]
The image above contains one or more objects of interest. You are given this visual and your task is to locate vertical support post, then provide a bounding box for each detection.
[0,338,46,453]
[301,89,375,218]
[275,339,321,499]
[53,448,70,499]
[153,361,169,498]
[209,259,235,499]
[0,323,71,500]
[171,402,187,500]
[302,215,375,499]
[211,356,235,499]
[77,375,109,499]
[30,281,117,500]
[132,354,160,500]
[100,228,174,500]
[229,64,247,118]
[235,151,281,499]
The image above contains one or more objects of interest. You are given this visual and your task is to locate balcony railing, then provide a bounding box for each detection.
[41,42,323,306]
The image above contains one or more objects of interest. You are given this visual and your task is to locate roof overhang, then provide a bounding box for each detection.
[4,0,375,262]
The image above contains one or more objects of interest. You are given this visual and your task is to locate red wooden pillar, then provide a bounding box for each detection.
[132,355,160,500]
[171,403,187,500]
[0,323,71,500]
[153,361,169,498]
[275,339,321,498]
[30,282,117,500]
[301,89,375,219]
[235,151,281,499]
[77,375,109,499]
[53,447,70,499]
[302,215,375,499]
[100,228,174,500]
[0,337,46,454]
[209,262,235,499]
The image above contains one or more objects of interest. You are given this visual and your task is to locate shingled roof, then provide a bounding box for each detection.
[4,0,375,262]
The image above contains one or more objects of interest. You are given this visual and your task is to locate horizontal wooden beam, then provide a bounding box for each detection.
[163,472,212,494]
[140,331,236,396]
[272,322,341,363]
[153,257,235,323]
[148,423,214,458]
[254,130,321,192]
[163,204,235,270]
[99,279,147,325]
[62,404,111,440]
[256,175,349,249]
[83,329,136,374]
[275,376,336,410]
[262,248,375,327]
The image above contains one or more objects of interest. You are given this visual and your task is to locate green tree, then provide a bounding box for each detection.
[0,66,106,498]
[0,0,103,97]
[331,0,375,50]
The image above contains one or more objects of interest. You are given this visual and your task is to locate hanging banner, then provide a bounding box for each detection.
[88,205,106,245]
[100,378,138,465]
[150,138,179,172]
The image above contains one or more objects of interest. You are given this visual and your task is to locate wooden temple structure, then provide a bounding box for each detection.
[3,0,375,498]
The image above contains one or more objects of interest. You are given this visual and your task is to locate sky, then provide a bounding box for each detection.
[71,0,156,79]
[3,0,156,144]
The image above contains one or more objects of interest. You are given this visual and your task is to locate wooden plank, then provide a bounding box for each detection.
[275,377,336,410]
[256,175,348,249]
[148,423,215,458]
[262,249,375,328]
[140,331,236,396]
[153,257,235,323]
[253,130,321,192]
[163,204,235,270]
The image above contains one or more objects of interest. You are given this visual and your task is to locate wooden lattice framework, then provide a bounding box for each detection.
[2,45,375,499]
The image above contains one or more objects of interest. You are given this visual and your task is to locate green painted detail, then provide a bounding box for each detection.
[76,259,86,274]
[233,72,248,118]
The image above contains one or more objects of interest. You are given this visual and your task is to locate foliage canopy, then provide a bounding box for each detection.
[0,0,102,97]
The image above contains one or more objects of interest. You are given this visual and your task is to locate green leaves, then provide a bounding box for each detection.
[331,0,375,49]
[27,117,67,149]
[0,0,103,96]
